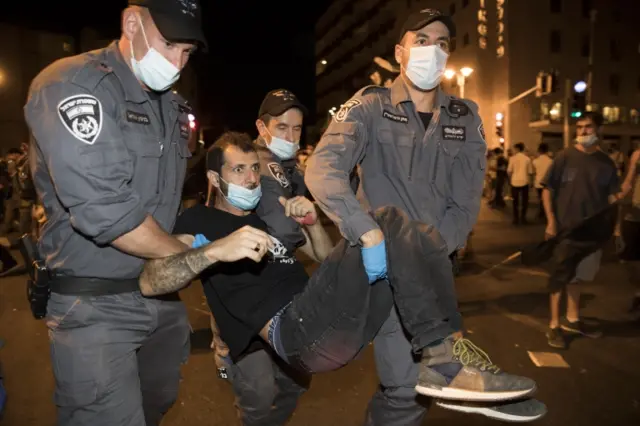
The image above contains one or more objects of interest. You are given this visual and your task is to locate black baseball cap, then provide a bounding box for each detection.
[399,8,456,42]
[258,89,308,118]
[129,0,208,49]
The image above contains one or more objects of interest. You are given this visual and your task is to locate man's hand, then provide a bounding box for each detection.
[278,196,317,225]
[210,316,230,358]
[545,221,557,241]
[205,225,274,263]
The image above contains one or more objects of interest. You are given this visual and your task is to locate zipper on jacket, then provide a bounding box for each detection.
[431,146,439,183]
[408,135,417,181]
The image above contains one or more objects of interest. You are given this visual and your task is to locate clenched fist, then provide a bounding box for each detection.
[278,196,317,225]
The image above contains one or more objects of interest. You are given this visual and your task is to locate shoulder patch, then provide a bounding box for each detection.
[335,99,362,123]
[57,94,102,144]
[267,162,290,188]
[478,123,485,142]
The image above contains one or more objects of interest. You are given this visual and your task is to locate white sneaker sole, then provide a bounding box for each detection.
[415,384,536,402]
[436,401,546,423]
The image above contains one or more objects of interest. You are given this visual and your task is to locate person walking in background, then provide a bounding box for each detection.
[532,143,553,221]
[507,142,533,225]
[491,147,508,209]
[618,147,640,314]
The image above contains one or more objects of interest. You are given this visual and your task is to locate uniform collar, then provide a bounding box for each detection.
[104,41,177,105]
[390,75,448,114]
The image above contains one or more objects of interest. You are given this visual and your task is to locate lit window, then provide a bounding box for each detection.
[603,105,621,123]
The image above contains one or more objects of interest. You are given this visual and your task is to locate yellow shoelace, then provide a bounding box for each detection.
[452,338,501,373]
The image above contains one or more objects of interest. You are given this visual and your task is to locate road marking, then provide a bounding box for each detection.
[528,351,570,368]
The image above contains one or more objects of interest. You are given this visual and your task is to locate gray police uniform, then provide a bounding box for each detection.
[24,42,191,426]
[255,136,307,252]
[305,76,486,426]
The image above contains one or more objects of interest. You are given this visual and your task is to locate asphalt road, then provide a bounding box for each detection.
[0,204,639,425]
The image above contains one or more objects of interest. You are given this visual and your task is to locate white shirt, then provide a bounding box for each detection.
[532,154,553,189]
[507,152,533,187]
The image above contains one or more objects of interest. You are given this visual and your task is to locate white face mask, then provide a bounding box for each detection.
[130,15,181,92]
[576,134,598,147]
[402,45,449,91]
[265,130,299,160]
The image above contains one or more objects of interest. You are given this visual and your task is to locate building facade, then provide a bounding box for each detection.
[316,0,640,153]
[0,24,76,153]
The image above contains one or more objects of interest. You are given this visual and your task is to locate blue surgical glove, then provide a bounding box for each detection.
[192,234,211,249]
[361,240,388,284]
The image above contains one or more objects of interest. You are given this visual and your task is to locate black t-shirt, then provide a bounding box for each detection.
[418,112,433,130]
[173,204,309,359]
[542,146,619,240]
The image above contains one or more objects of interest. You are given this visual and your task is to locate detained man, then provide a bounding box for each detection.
[138,132,544,422]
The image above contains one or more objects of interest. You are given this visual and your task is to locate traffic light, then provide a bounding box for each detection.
[570,82,587,118]
[536,70,559,97]
[546,70,558,94]
[188,113,197,130]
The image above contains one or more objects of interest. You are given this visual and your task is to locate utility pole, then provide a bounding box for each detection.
[563,78,572,148]
[586,9,597,106]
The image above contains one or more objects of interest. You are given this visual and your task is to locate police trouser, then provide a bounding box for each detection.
[226,347,309,426]
[46,287,190,426]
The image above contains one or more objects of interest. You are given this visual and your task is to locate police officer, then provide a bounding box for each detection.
[24,1,206,425]
[254,89,309,252]
[306,8,537,425]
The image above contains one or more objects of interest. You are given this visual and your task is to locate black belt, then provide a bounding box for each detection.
[50,275,139,296]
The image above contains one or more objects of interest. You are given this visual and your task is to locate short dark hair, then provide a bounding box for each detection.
[514,142,525,152]
[538,142,549,154]
[258,113,274,126]
[578,111,604,128]
[206,131,256,174]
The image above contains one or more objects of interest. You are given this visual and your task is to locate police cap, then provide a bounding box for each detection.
[399,8,456,42]
[129,0,208,50]
[258,89,308,119]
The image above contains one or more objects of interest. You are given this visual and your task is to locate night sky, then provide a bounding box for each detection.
[3,0,331,138]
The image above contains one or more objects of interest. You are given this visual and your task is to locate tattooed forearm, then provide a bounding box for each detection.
[139,247,215,296]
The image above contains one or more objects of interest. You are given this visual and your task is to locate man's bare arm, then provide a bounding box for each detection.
[139,226,274,297]
[299,222,334,263]
[113,215,188,259]
[139,245,215,296]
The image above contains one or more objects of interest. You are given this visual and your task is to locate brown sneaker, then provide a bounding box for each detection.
[416,336,537,402]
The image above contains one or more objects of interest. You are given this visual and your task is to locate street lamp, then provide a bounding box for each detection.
[444,67,474,98]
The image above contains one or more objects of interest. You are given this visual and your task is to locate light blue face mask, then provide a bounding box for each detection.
[130,14,181,92]
[220,177,262,211]
[266,130,299,160]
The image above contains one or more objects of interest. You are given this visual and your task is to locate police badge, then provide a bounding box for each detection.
[57,95,103,144]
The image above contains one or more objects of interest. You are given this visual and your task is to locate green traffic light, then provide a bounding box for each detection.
[570,111,582,118]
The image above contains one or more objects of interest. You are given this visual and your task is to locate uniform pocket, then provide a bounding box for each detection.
[46,293,94,332]
[130,137,163,195]
[377,128,415,178]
